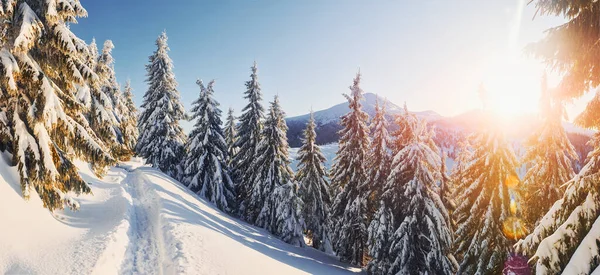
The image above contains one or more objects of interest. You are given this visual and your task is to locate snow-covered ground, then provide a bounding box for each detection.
[289,143,338,172]
[0,155,362,275]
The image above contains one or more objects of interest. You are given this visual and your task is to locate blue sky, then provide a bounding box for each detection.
[72,0,579,129]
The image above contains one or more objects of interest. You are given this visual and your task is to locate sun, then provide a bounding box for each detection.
[480,52,544,117]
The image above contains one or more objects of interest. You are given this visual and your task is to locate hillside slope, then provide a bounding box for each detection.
[0,156,362,275]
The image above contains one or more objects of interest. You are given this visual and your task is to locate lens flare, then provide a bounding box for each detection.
[505,174,520,189]
[502,216,527,240]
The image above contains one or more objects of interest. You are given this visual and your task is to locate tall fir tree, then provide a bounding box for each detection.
[94,39,129,160]
[390,102,418,155]
[449,139,472,200]
[439,151,455,230]
[512,3,600,273]
[97,40,124,120]
[86,38,122,167]
[119,80,139,154]
[516,133,600,274]
[367,107,419,275]
[329,72,370,266]
[250,96,304,246]
[224,107,238,165]
[81,37,98,107]
[136,32,186,177]
[181,80,236,212]
[385,117,455,275]
[296,111,332,252]
[246,95,291,223]
[453,127,519,275]
[234,62,265,217]
[522,75,577,226]
[362,98,392,218]
[367,198,394,274]
[0,0,115,210]
[269,179,305,247]
[449,137,474,231]
[363,98,393,273]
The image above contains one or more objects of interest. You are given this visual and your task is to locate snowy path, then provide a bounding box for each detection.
[121,169,171,275]
[0,157,363,275]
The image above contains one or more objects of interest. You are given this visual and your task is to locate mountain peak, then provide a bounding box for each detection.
[287,93,439,123]
[285,93,442,147]
[285,93,593,148]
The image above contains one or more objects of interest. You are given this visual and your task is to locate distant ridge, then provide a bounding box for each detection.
[285,93,593,148]
[285,93,440,147]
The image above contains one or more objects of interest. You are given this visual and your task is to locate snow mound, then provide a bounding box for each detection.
[0,153,131,275]
[0,156,362,274]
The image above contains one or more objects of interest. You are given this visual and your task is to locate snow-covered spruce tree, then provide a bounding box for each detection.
[515,133,600,274]
[85,39,118,160]
[90,39,129,160]
[449,139,472,200]
[385,118,455,275]
[119,80,139,154]
[136,32,186,177]
[515,84,600,274]
[98,40,133,159]
[247,95,291,223]
[366,103,418,273]
[81,37,99,105]
[224,107,238,165]
[367,199,394,274]
[234,62,265,218]
[439,151,455,228]
[296,110,331,252]
[511,3,600,273]
[329,72,370,266]
[0,0,115,210]
[453,127,519,274]
[367,107,419,275]
[522,75,577,227]
[449,137,474,229]
[250,96,304,246]
[390,102,418,155]
[364,99,393,273]
[98,40,124,120]
[181,80,236,212]
[269,180,305,247]
[362,98,391,217]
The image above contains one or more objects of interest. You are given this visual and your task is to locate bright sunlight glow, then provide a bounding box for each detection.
[481,52,543,117]
[479,0,545,118]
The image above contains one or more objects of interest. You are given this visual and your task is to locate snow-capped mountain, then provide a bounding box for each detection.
[286,93,441,125]
[286,93,441,147]
[286,93,594,148]
[286,94,595,171]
